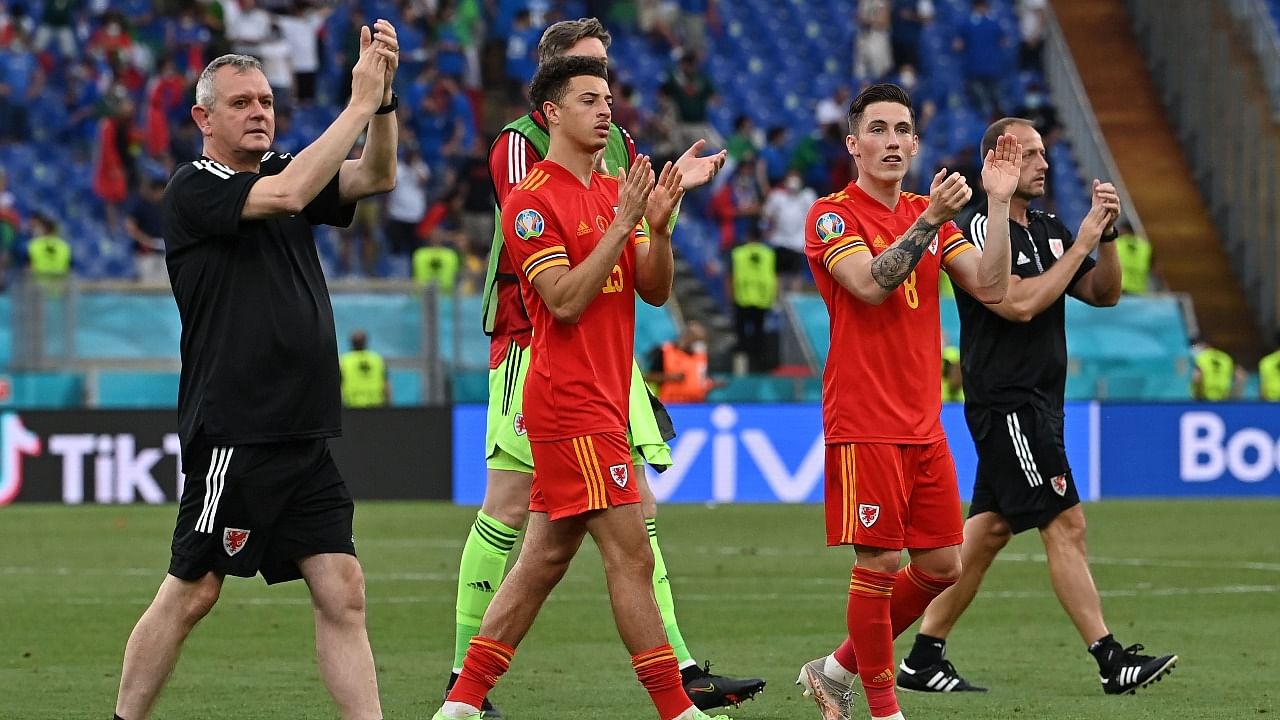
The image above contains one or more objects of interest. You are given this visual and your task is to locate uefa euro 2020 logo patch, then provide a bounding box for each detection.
[514,209,545,241]
[815,212,845,243]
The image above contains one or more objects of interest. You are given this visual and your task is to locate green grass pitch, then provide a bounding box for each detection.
[2,500,1277,719]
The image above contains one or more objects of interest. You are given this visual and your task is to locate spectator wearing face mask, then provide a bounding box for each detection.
[762,168,818,291]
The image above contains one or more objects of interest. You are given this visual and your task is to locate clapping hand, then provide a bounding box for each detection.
[350,26,394,114]
[362,19,400,106]
[614,154,655,230]
[981,133,1023,204]
[645,161,685,233]
[1092,179,1120,227]
[673,138,726,190]
[924,168,972,225]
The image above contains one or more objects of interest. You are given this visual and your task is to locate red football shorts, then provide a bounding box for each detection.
[529,432,640,520]
[824,439,964,550]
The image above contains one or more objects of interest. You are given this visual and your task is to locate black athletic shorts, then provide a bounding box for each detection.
[966,403,1080,534]
[169,436,356,585]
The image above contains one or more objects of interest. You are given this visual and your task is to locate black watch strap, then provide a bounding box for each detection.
[375,92,398,115]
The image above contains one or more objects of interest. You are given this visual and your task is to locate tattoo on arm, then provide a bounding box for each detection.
[871,216,940,290]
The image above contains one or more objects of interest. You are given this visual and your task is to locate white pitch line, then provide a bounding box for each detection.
[13,583,1280,607]
[998,552,1280,573]
[4,550,1280,581]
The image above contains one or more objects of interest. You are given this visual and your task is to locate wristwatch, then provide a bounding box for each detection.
[1100,225,1119,243]
[375,92,399,115]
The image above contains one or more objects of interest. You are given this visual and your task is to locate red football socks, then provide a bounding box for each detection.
[834,563,957,672]
[632,644,693,720]
[845,566,899,718]
[447,636,515,709]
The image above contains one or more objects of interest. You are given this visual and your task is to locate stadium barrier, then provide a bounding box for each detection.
[7,403,1277,506]
[455,402,1280,502]
[0,407,452,505]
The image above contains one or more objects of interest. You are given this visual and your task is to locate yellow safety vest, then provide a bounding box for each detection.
[340,349,387,407]
[413,246,460,294]
[1115,233,1152,295]
[1194,348,1234,401]
[1259,350,1280,401]
[731,242,777,309]
[29,234,71,277]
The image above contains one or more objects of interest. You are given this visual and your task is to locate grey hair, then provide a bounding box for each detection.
[195,54,264,108]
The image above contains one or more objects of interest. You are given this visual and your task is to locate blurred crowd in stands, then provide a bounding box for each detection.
[0,0,1089,289]
[0,0,1189,382]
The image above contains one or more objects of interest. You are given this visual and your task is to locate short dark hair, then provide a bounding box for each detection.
[848,83,915,135]
[529,55,610,111]
[537,17,611,65]
[980,117,1036,156]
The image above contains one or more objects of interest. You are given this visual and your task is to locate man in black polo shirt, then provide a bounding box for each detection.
[112,21,401,720]
[897,118,1178,696]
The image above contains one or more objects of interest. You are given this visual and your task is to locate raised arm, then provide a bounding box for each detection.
[635,161,684,306]
[528,157,655,324]
[1069,180,1123,307]
[830,169,971,305]
[946,132,1021,304]
[339,19,400,203]
[242,28,390,219]
[981,202,1112,323]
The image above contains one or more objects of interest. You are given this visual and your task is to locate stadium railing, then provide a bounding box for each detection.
[1043,2,1151,254]
[1,279,683,408]
[4,279,449,407]
[784,291,1196,401]
[1126,0,1280,338]
[1227,0,1280,121]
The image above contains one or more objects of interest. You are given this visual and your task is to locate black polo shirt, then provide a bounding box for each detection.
[952,205,1095,434]
[163,151,355,455]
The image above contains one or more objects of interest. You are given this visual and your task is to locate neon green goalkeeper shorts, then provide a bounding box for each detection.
[485,341,674,473]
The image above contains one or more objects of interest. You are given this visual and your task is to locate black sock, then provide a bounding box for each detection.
[1088,634,1123,675]
[905,633,947,669]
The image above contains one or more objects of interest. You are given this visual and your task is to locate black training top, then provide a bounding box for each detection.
[163,151,355,455]
[952,204,1095,434]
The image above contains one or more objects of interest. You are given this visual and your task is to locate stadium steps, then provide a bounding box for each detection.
[1050,0,1265,362]
[672,257,736,370]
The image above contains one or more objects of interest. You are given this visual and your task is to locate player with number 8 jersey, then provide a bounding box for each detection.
[807,185,971,446]
[795,83,1018,720]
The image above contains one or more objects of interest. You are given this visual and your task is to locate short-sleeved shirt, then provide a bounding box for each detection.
[486,112,638,366]
[953,205,1095,431]
[501,160,648,442]
[163,151,355,456]
[804,182,973,444]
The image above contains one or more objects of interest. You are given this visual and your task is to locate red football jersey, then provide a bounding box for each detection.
[804,182,974,444]
[501,160,648,441]
[486,113,638,368]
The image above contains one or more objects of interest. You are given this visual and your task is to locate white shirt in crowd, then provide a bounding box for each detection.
[257,35,293,90]
[220,0,272,53]
[762,181,817,253]
[387,159,430,224]
[275,10,326,74]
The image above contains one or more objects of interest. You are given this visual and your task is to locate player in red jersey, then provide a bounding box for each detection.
[795,83,1022,720]
[453,20,758,714]
[431,56,726,720]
